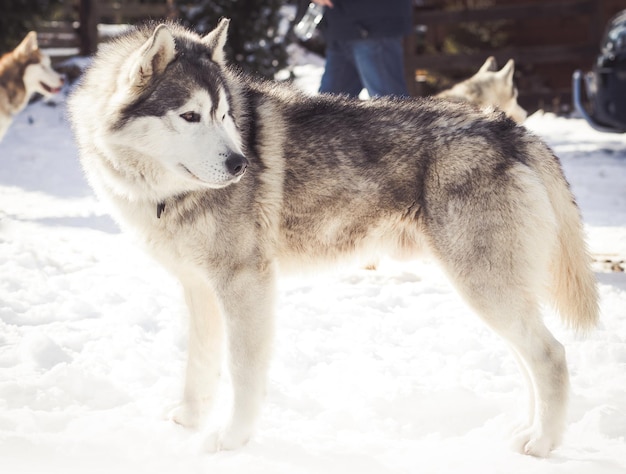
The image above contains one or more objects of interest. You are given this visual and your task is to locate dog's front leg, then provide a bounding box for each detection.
[205,262,276,452]
[170,276,224,429]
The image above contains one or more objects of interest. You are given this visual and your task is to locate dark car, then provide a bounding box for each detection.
[573,9,626,133]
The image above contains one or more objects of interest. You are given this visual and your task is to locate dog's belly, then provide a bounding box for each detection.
[277,209,428,271]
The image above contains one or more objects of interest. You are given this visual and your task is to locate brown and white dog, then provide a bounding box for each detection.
[0,31,64,141]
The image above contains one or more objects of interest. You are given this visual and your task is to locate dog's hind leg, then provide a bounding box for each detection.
[427,163,569,456]
[443,261,569,457]
[499,310,569,457]
[170,276,224,429]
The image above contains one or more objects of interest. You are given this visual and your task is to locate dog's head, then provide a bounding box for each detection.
[15,32,64,99]
[470,57,527,124]
[440,57,527,124]
[103,19,247,191]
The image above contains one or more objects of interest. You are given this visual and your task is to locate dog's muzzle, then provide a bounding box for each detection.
[226,153,249,178]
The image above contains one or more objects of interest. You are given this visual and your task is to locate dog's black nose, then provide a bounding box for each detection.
[226,153,249,177]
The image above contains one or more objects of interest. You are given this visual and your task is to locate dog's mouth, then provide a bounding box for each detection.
[40,81,62,95]
[179,163,203,182]
[178,163,241,188]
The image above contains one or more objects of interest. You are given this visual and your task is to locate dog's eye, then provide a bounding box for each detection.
[180,111,201,123]
[221,113,226,121]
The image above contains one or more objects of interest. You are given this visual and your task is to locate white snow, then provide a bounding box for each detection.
[0,61,625,474]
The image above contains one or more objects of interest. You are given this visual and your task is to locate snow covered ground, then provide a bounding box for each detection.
[0,61,625,474]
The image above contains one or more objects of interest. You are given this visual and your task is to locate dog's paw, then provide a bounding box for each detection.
[511,427,557,458]
[168,401,204,430]
[203,425,252,453]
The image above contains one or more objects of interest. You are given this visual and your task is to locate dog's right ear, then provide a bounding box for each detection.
[128,24,176,88]
[15,31,39,58]
[499,59,516,85]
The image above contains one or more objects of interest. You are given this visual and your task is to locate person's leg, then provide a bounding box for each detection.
[352,36,409,97]
[319,40,363,97]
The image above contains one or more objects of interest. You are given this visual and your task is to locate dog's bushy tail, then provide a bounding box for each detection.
[536,145,599,332]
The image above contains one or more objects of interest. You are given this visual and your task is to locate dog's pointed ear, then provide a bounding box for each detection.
[499,59,515,84]
[128,24,176,88]
[203,18,230,65]
[15,31,39,58]
[478,56,498,73]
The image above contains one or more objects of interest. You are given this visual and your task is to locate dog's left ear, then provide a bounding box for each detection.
[499,59,515,84]
[203,18,230,65]
[478,56,498,73]
[128,24,176,88]
[15,31,39,58]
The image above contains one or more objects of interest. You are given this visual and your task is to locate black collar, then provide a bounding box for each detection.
[157,202,166,218]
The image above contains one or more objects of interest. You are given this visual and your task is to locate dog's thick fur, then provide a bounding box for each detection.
[437,56,527,124]
[0,31,64,141]
[69,20,598,456]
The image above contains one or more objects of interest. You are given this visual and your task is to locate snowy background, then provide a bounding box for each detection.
[0,56,625,474]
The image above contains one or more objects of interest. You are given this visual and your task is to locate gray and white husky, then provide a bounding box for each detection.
[69,20,598,457]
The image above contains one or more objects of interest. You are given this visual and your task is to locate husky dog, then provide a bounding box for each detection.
[437,56,527,124]
[69,20,598,457]
[0,31,64,141]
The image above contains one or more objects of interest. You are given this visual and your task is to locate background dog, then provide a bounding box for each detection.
[437,56,527,123]
[69,20,597,457]
[0,31,64,141]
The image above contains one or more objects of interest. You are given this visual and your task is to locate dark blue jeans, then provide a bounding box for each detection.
[319,36,409,98]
